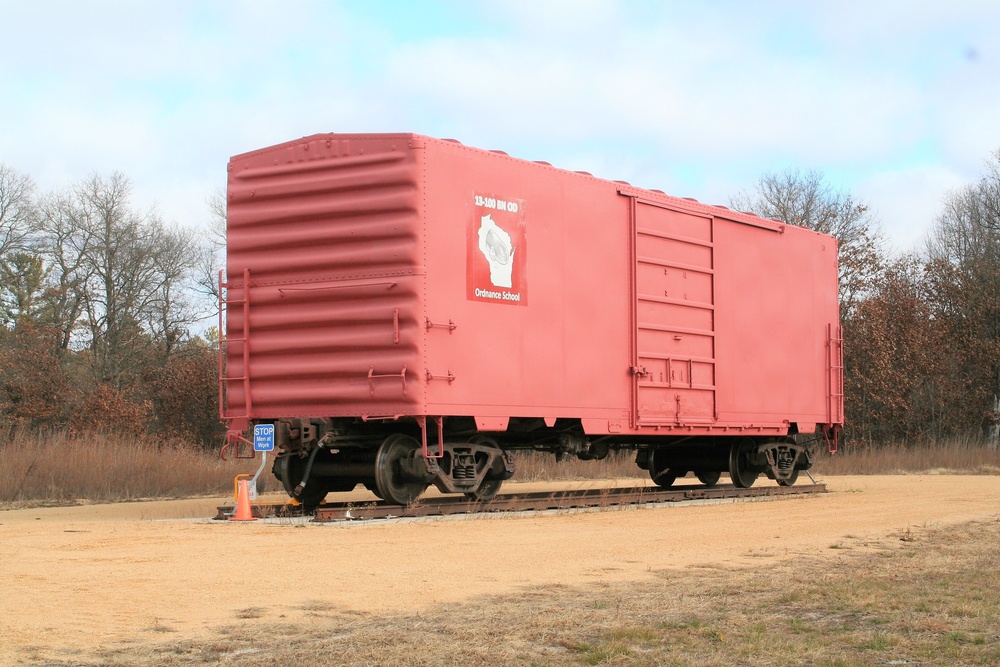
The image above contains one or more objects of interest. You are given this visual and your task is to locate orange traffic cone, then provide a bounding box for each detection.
[229,479,257,521]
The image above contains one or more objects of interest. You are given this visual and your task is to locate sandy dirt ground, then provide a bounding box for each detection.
[1,474,998,665]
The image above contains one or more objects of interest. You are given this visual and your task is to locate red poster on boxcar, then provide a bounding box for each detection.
[467,192,527,306]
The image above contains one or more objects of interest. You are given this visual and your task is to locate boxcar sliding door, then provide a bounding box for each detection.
[628,198,717,426]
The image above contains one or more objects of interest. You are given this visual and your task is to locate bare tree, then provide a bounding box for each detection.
[0,164,36,258]
[193,187,227,303]
[926,150,1000,267]
[924,149,1000,444]
[0,165,40,327]
[34,190,94,350]
[147,224,198,358]
[61,172,199,385]
[75,173,155,383]
[731,169,886,315]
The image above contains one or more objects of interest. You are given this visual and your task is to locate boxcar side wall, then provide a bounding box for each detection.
[420,141,632,425]
[415,139,840,436]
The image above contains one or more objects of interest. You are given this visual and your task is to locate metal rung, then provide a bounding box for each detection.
[218,267,253,425]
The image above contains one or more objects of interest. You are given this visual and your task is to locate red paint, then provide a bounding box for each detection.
[222,134,842,441]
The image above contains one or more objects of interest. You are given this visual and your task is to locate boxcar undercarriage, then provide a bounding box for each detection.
[267,416,825,511]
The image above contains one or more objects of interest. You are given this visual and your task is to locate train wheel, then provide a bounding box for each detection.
[466,478,503,502]
[728,439,759,488]
[648,448,678,488]
[695,470,721,487]
[651,470,677,487]
[297,481,332,514]
[274,453,297,496]
[777,469,800,486]
[374,434,428,505]
[273,453,330,513]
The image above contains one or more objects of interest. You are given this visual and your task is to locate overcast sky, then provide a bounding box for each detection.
[1,0,998,253]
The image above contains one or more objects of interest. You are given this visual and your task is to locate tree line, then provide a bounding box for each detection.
[1,153,998,449]
[732,152,1000,447]
[0,168,223,446]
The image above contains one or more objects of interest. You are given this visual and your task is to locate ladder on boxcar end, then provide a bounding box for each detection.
[218,268,255,459]
[826,323,844,453]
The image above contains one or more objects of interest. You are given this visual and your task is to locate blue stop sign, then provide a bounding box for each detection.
[253,424,275,452]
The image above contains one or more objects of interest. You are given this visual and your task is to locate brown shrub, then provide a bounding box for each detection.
[0,320,69,426]
[151,340,223,447]
[73,383,152,434]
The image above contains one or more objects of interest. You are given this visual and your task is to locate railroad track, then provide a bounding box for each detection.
[214,482,828,523]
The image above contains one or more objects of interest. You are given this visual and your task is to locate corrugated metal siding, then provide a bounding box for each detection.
[223,138,424,419]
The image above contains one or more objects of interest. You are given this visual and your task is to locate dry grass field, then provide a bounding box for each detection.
[2,475,999,667]
[2,430,998,665]
[87,518,999,667]
[2,428,998,507]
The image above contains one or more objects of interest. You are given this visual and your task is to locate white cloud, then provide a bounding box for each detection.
[857,165,967,253]
[2,0,999,249]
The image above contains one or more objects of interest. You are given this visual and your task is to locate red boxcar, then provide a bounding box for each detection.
[221,133,843,508]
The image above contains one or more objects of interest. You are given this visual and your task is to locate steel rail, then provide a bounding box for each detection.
[214,482,827,522]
